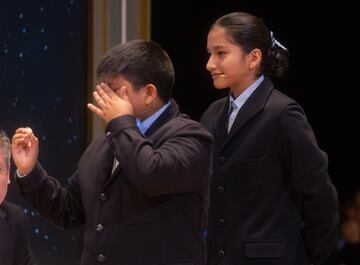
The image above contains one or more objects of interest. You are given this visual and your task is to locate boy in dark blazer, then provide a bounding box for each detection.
[0,130,36,265]
[12,40,213,265]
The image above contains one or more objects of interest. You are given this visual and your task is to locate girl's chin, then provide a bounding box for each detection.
[213,83,228,90]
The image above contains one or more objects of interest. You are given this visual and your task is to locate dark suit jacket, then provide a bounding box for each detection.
[0,200,36,265]
[17,100,213,265]
[201,77,339,265]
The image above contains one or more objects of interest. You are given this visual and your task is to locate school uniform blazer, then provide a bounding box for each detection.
[0,200,36,265]
[201,77,339,265]
[17,99,213,265]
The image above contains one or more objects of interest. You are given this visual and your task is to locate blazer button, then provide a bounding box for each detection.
[218,249,225,258]
[218,156,226,164]
[106,131,111,137]
[96,224,104,233]
[218,218,225,226]
[217,186,225,194]
[99,193,108,202]
[97,254,106,263]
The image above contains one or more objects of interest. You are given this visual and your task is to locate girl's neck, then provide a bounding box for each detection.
[230,75,258,99]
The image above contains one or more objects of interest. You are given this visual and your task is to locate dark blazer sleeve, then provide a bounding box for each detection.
[16,164,85,230]
[278,103,339,265]
[106,115,213,196]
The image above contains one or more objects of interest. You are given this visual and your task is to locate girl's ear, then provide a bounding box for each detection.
[248,48,262,71]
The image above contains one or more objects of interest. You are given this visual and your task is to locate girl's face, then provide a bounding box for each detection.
[206,26,258,96]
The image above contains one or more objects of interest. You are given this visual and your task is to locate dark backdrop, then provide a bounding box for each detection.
[151,0,359,198]
[0,0,87,264]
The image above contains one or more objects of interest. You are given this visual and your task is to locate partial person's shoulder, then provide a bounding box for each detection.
[0,200,27,222]
[1,200,23,214]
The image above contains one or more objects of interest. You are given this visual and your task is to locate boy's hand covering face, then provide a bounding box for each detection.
[87,82,134,123]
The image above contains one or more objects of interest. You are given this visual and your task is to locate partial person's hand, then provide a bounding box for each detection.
[87,83,134,123]
[11,127,39,176]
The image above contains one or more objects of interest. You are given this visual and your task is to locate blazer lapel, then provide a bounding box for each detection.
[221,78,274,149]
[145,99,179,137]
[214,98,230,146]
[97,138,116,191]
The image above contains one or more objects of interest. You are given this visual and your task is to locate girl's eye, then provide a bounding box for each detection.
[217,51,226,56]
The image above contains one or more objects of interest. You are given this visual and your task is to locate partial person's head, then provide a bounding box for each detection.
[0,130,11,204]
[96,39,175,118]
[206,12,289,92]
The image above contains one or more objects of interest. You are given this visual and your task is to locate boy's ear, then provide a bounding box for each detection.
[144,84,158,106]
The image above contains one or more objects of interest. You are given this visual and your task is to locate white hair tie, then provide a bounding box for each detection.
[270,31,287,50]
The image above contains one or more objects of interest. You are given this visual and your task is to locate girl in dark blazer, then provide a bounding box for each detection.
[201,12,339,265]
